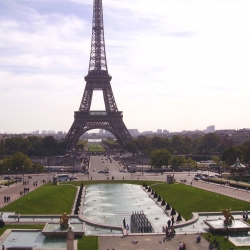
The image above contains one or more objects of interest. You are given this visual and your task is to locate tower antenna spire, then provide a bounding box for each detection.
[89,0,108,73]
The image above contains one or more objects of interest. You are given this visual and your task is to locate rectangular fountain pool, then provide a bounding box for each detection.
[0,230,66,249]
[83,183,171,235]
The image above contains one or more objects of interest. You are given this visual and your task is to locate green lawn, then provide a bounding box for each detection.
[0,183,77,214]
[88,142,105,152]
[77,236,98,250]
[151,182,250,219]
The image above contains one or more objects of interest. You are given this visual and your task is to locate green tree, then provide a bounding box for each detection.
[1,151,32,173]
[0,139,6,155]
[171,135,185,154]
[150,149,171,171]
[125,142,138,154]
[32,162,45,173]
[221,146,243,166]
[136,136,152,152]
[169,155,185,170]
[185,157,197,169]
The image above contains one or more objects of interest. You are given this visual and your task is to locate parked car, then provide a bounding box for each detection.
[98,170,104,173]
[28,176,32,179]
[14,177,22,181]
[70,176,78,179]
[4,176,11,180]
[194,177,200,181]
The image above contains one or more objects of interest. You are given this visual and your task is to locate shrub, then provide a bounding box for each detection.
[166,203,171,210]
[171,207,176,215]
[0,220,5,228]
[177,212,182,221]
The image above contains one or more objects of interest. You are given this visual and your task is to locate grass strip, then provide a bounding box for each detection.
[77,236,98,250]
[151,183,250,219]
[0,183,77,214]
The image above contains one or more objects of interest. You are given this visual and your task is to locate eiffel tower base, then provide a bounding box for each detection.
[65,111,131,150]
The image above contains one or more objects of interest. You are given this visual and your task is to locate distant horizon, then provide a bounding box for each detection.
[1,126,250,135]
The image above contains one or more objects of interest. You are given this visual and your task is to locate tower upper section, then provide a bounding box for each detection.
[88,0,108,76]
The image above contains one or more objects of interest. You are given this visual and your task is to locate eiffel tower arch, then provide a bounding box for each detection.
[65,0,132,150]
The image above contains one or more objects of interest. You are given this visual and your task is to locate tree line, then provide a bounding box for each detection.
[0,136,66,157]
[125,134,250,166]
[1,134,250,170]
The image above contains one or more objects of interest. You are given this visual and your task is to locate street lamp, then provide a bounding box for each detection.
[141,154,144,176]
[73,155,75,178]
[16,167,17,184]
[221,161,224,184]
[8,168,9,187]
[22,166,24,185]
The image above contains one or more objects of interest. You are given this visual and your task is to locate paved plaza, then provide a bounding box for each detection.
[0,171,249,249]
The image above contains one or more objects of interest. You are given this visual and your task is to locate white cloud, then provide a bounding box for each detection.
[0,0,250,134]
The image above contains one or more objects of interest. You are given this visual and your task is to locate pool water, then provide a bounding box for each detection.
[83,183,171,234]
[1,231,66,249]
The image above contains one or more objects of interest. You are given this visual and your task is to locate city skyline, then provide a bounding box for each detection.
[1,0,250,134]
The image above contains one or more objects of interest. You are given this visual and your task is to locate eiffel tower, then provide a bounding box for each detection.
[65,0,132,150]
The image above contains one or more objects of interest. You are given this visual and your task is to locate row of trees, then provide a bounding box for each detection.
[149,149,196,170]
[0,151,45,174]
[126,134,233,155]
[125,134,250,166]
[0,136,66,157]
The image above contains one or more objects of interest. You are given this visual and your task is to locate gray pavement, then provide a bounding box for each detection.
[99,234,209,250]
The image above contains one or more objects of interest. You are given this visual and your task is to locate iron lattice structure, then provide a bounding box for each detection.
[65,0,132,150]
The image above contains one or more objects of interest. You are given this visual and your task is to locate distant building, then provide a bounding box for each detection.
[156,129,162,134]
[206,125,215,133]
[128,129,140,137]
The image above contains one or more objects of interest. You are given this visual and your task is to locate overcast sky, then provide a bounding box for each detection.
[1,0,250,134]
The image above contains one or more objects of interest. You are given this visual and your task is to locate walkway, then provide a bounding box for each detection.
[99,234,209,250]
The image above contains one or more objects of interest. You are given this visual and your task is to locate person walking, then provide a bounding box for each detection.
[126,224,130,235]
[167,219,171,229]
[179,241,183,250]
[171,215,174,225]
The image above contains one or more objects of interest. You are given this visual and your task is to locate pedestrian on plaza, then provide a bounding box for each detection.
[165,226,169,236]
[182,242,186,250]
[246,211,249,220]
[123,218,126,228]
[126,224,130,235]
[2,245,5,250]
[179,241,183,250]
[167,219,171,229]
[171,215,174,225]
[243,211,246,220]
[17,212,20,222]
